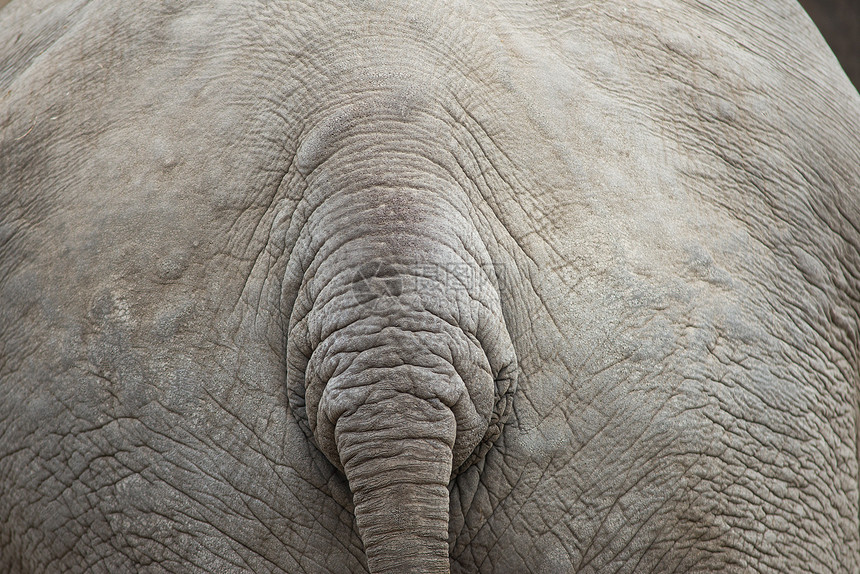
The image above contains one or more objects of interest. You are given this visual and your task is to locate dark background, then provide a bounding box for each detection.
[798,0,859,88]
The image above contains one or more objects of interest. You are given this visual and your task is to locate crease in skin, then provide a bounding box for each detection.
[295,104,359,177]
[282,91,518,572]
[4,1,859,571]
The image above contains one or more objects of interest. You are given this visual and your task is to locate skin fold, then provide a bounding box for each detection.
[1,1,858,572]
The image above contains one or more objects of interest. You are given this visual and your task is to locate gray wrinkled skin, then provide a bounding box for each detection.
[1,1,859,572]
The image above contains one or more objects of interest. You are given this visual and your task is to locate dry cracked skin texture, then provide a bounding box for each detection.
[1,1,859,573]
